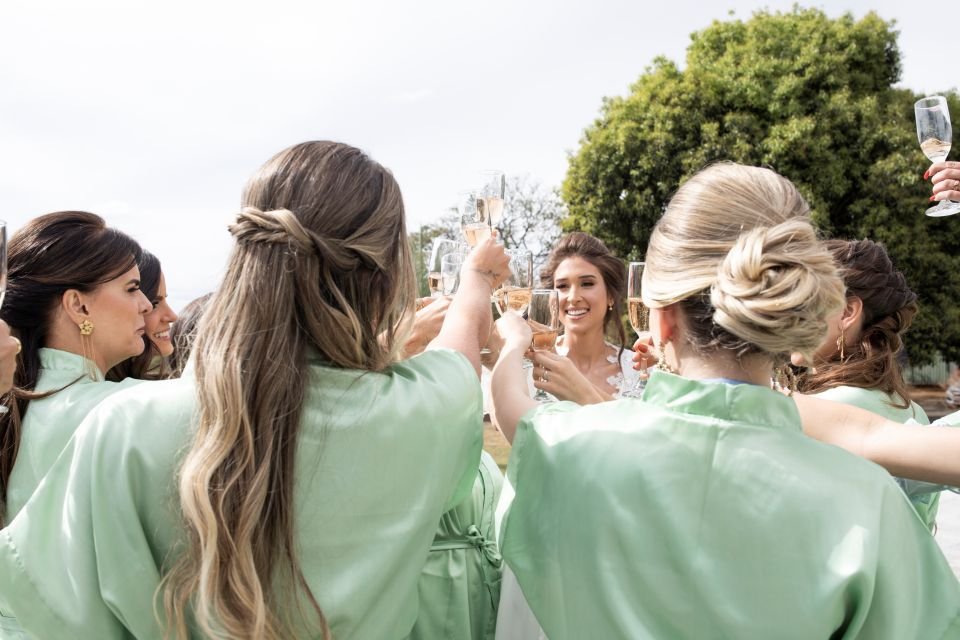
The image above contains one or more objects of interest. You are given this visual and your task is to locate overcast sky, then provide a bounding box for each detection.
[3,0,958,309]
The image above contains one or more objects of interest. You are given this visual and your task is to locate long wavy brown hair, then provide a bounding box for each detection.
[160,141,414,639]
[0,211,141,525]
[797,239,918,408]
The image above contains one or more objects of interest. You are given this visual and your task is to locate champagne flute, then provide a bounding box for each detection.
[478,170,506,229]
[428,238,466,297]
[494,250,533,316]
[440,253,463,296]
[528,288,559,403]
[620,261,649,398]
[459,191,492,247]
[915,96,960,217]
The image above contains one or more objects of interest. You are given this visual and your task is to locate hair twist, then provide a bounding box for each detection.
[229,206,374,271]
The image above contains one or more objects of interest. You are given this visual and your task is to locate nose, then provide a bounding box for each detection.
[567,283,582,303]
[137,290,151,314]
[163,300,179,323]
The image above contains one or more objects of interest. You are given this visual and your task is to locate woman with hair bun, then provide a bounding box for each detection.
[491,163,960,638]
[795,239,938,529]
[0,141,509,639]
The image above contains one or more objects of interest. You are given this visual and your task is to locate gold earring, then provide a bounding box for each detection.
[655,339,677,374]
[835,325,845,361]
[78,319,94,336]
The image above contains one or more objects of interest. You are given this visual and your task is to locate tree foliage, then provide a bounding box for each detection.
[562,7,960,364]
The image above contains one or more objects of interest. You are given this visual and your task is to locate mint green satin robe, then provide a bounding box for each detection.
[814,385,939,530]
[500,371,960,639]
[3,348,144,523]
[409,451,503,640]
[0,348,482,639]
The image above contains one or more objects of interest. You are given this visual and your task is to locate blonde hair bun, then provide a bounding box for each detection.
[711,218,845,361]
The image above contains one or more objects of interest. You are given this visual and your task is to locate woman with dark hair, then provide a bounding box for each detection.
[0,211,150,528]
[795,239,938,529]
[107,251,179,381]
[519,232,638,404]
[0,142,509,639]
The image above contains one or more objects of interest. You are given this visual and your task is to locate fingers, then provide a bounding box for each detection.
[931,175,960,201]
[926,161,960,179]
[464,239,510,287]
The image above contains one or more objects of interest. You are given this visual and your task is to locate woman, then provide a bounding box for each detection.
[0,141,509,639]
[107,250,179,381]
[0,211,150,526]
[528,232,638,403]
[491,163,960,638]
[795,239,938,529]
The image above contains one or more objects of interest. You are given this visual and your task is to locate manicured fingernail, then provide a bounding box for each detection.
[924,170,930,179]
[930,196,937,202]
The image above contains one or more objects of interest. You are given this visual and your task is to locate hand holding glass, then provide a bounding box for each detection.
[915,95,960,217]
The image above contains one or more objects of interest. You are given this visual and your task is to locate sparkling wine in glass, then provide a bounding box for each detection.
[528,288,559,403]
[459,191,492,247]
[478,170,506,228]
[494,250,533,316]
[428,238,466,297]
[915,95,960,217]
[620,261,649,398]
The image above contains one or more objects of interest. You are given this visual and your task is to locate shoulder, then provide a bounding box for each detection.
[78,376,196,473]
[813,385,927,423]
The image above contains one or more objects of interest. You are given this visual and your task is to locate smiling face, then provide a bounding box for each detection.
[81,265,152,370]
[553,256,613,337]
[144,272,179,357]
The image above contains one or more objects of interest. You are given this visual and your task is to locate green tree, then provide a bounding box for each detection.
[562,7,960,364]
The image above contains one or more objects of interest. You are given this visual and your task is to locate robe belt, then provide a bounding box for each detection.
[429,525,503,568]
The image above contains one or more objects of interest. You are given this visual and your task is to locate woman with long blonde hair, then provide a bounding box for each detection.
[0,141,509,639]
[491,163,960,638]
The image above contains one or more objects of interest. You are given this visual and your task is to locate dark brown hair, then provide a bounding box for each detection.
[106,250,166,381]
[539,231,628,361]
[167,292,213,378]
[797,239,918,408]
[0,211,142,523]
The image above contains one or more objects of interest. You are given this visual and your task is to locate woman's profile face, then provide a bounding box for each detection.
[83,265,152,370]
[143,272,179,357]
[553,256,612,336]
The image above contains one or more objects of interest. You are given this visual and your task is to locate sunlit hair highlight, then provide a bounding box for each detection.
[160,141,414,639]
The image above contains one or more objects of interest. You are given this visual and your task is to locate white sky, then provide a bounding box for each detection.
[2,0,957,310]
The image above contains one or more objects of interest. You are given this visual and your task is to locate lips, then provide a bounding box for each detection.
[152,330,171,341]
[566,308,589,318]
